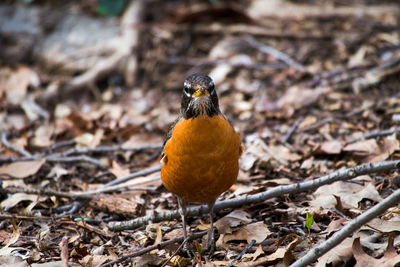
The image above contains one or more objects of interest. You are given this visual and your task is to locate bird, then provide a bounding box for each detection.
[160,73,243,255]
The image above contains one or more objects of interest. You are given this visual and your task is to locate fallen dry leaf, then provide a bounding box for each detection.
[219,221,270,244]
[317,140,343,155]
[0,159,46,178]
[315,238,354,267]
[277,86,332,116]
[215,209,252,234]
[109,161,130,179]
[30,124,54,148]
[5,66,39,105]
[362,217,400,233]
[0,221,20,256]
[79,255,109,267]
[343,137,399,163]
[353,236,400,267]
[310,180,382,210]
[0,193,45,210]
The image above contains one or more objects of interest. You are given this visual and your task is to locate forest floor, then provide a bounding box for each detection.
[1,0,400,266]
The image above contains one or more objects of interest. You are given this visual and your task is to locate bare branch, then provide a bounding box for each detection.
[346,127,400,143]
[1,132,31,157]
[290,188,400,267]
[57,143,162,157]
[283,116,304,143]
[245,37,308,72]
[0,154,106,168]
[108,160,400,231]
[104,165,162,187]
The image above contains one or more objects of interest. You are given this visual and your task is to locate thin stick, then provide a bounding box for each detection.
[108,160,400,231]
[161,237,190,267]
[346,127,400,143]
[35,139,76,153]
[227,239,256,267]
[245,37,308,72]
[98,230,208,267]
[0,155,106,168]
[2,181,158,200]
[55,143,162,157]
[283,116,304,143]
[1,132,31,157]
[290,188,400,267]
[104,165,162,187]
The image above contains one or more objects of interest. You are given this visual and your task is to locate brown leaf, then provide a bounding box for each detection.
[277,86,331,116]
[0,159,45,178]
[109,161,130,179]
[79,255,109,267]
[315,238,354,267]
[317,140,343,155]
[311,180,382,210]
[215,210,252,234]
[343,137,399,163]
[353,236,400,267]
[326,218,348,235]
[5,66,39,105]
[361,218,400,233]
[31,124,54,148]
[0,193,45,210]
[220,221,270,244]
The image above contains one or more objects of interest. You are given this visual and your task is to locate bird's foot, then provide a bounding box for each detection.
[205,231,216,258]
[182,240,194,259]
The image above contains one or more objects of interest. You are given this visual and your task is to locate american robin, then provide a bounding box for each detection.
[161,74,243,254]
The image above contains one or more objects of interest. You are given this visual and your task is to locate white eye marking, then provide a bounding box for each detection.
[184,87,191,97]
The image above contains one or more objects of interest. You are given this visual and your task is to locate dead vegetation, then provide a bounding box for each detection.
[1,0,400,266]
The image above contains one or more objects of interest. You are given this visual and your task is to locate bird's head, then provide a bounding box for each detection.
[181,74,220,119]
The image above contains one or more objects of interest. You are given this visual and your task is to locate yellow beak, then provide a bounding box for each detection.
[193,89,209,97]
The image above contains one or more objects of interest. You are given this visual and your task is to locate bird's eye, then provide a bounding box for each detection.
[183,86,191,97]
[209,84,215,94]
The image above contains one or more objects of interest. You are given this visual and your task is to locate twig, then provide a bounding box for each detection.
[161,237,190,267]
[2,181,158,200]
[1,132,31,157]
[104,165,162,187]
[60,235,69,267]
[245,37,308,72]
[0,154,106,168]
[283,116,304,143]
[290,188,400,267]
[352,57,400,93]
[227,239,256,267]
[170,24,331,40]
[60,221,113,238]
[0,213,59,221]
[99,230,208,267]
[35,139,76,153]
[56,143,162,157]
[108,160,400,231]
[346,128,400,143]
[297,117,335,133]
[167,56,286,70]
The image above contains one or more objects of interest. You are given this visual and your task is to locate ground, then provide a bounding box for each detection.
[0,0,400,266]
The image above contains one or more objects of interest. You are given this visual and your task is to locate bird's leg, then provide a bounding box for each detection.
[206,200,216,256]
[177,196,193,257]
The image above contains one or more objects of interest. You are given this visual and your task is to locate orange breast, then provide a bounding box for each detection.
[161,115,242,203]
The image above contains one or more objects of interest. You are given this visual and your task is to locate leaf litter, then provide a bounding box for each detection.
[0,0,400,266]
